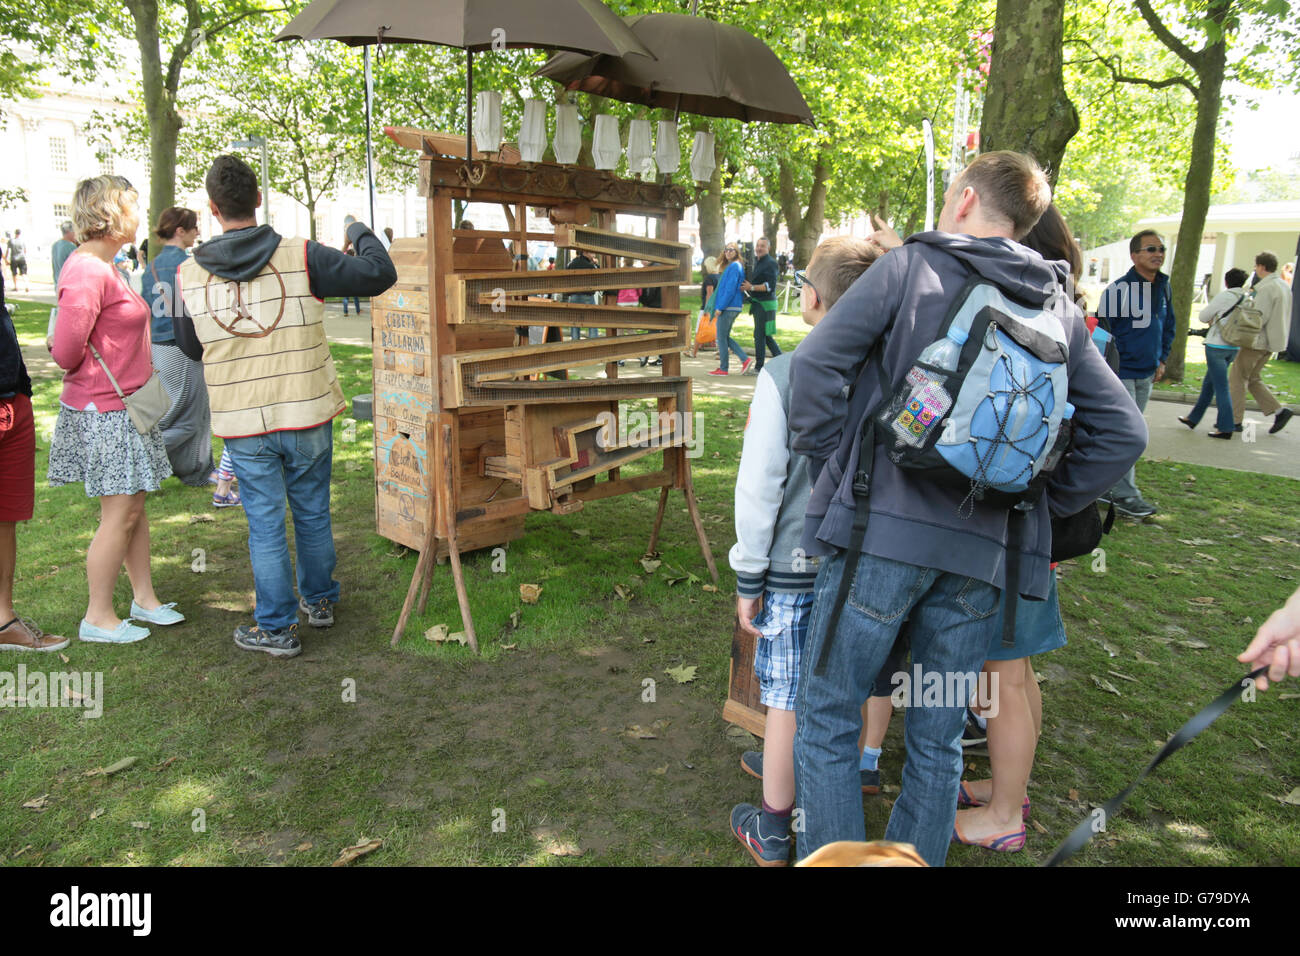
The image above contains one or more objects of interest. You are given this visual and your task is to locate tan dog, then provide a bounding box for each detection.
[796,840,928,867]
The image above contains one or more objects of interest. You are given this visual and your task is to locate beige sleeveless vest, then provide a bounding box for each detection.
[179,236,345,438]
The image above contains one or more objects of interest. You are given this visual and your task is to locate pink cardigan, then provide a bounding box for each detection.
[52,252,153,412]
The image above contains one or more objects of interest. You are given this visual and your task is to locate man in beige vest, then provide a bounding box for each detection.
[1229,251,1294,435]
[175,155,396,657]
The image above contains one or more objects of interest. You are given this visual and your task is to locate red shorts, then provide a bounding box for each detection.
[0,393,35,521]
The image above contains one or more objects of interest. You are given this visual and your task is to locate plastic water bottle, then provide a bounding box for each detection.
[886,326,968,446]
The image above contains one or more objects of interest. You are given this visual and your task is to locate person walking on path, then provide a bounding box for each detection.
[5,230,29,294]
[743,236,781,374]
[1179,267,1248,439]
[1095,229,1176,519]
[1229,252,1293,435]
[52,222,77,285]
[708,244,752,376]
[173,155,396,658]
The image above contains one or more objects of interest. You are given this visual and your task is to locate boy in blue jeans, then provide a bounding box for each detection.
[728,236,880,865]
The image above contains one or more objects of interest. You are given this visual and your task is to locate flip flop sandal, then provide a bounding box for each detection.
[951,818,1026,852]
[212,491,242,508]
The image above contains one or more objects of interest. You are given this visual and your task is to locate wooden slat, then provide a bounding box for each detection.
[724,618,767,738]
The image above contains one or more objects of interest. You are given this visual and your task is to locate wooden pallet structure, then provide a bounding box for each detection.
[378,129,719,649]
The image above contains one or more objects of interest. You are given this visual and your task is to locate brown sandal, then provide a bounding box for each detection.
[0,617,70,652]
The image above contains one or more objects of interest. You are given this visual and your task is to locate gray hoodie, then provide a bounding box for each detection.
[789,232,1147,600]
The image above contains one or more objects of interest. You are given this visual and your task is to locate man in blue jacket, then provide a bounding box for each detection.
[788,151,1147,865]
[1094,230,1176,518]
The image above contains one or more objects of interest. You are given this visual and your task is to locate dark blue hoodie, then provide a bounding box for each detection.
[1096,266,1176,379]
[789,232,1147,600]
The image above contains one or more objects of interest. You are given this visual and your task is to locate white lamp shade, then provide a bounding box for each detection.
[627,119,652,179]
[592,114,622,170]
[473,90,503,153]
[520,99,547,163]
[655,120,680,174]
[690,130,716,184]
[553,104,581,165]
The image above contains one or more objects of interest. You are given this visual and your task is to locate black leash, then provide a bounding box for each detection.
[1043,665,1268,866]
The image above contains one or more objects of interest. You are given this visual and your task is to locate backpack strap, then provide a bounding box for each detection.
[813,347,890,677]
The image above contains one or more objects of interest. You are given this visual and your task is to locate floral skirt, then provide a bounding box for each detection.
[47,405,172,497]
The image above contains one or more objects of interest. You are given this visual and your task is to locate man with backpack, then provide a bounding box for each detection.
[1228,252,1293,435]
[787,151,1146,865]
[1094,230,1177,518]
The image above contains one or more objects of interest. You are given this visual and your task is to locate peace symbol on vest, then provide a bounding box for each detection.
[203,264,287,338]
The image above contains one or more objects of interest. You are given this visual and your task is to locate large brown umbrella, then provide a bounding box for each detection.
[276,0,655,223]
[535,13,815,127]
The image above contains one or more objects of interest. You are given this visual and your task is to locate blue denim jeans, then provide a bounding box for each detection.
[224,422,340,630]
[1110,375,1152,500]
[1188,345,1236,433]
[715,307,748,371]
[794,549,1000,866]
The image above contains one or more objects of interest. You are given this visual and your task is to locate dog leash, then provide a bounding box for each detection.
[1043,666,1268,867]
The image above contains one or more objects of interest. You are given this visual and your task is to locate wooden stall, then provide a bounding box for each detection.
[378,130,719,650]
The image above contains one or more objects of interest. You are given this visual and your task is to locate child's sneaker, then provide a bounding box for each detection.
[860,767,881,794]
[730,803,791,867]
[740,750,763,780]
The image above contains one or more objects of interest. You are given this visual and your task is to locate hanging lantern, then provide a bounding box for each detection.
[655,120,680,175]
[473,90,503,154]
[627,119,653,179]
[690,130,716,184]
[553,103,581,165]
[520,99,547,163]
[592,114,622,171]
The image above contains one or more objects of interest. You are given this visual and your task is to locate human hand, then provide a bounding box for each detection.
[870,214,904,251]
[1238,586,1300,691]
[740,280,753,292]
[1154,362,1166,383]
[736,594,763,639]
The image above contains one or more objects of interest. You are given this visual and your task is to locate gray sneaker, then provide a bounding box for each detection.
[1113,496,1157,518]
[299,597,335,628]
[234,622,301,658]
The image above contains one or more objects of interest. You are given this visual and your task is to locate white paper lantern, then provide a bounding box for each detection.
[627,119,653,179]
[520,99,547,163]
[689,130,716,184]
[473,90,503,154]
[592,114,622,171]
[553,104,581,165]
[655,120,680,175]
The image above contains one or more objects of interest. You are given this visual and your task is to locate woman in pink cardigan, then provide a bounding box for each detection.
[48,176,184,644]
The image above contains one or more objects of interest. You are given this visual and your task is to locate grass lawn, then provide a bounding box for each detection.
[2,296,1297,867]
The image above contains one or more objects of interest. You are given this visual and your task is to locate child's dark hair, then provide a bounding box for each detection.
[1224,268,1248,289]
[205,154,258,221]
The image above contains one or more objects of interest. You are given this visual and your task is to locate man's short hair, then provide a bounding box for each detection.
[953,151,1051,240]
[1224,267,1248,289]
[1256,251,1278,274]
[806,236,880,310]
[205,154,259,221]
[60,220,74,236]
[1129,230,1162,254]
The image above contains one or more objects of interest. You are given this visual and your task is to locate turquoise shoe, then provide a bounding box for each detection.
[130,601,185,626]
[79,619,150,644]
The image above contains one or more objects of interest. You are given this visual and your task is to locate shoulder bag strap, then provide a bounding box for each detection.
[86,342,128,402]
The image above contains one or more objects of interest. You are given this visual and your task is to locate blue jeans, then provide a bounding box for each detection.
[794,549,1000,866]
[715,307,748,371]
[1110,375,1152,500]
[1187,346,1236,434]
[224,422,340,631]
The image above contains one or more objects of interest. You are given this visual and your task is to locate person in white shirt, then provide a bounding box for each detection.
[1228,252,1294,434]
[1178,267,1248,439]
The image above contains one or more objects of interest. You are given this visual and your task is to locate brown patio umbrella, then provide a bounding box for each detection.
[276,0,655,222]
[535,13,815,127]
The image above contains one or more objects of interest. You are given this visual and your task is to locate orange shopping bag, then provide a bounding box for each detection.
[694,310,718,351]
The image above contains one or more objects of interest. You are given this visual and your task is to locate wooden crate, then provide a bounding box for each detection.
[722,617,767,738]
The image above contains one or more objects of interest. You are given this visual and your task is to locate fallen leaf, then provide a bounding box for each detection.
[641,637,655,644]
[1277,788,1300,807]
[151,756,179,772]
[664,575,687,587]
[1280,693,1300,700]
[59,653,69,664]
[701,584,718,593]
[639,557,662,573]
[1108,670,1138,683]
[1178,538,1215,546]
[652,765,668,775]
[64,686,87,703]
[499,642,518,651]
[613,583,633,601]
[1249,735,1268,751]
[332,838,383,867]
[295,842,313,852]
[1068,788,1080,801]
[89,807,105,820]
[509,611,520,628]
[130,821,150,829]
[531,826,584,857]
[22,795,50,811]
[1031,819,1049,834]
[1194,552,1218,563]
[424,624,449,643]
[623,724,658,739]
[102,757,137,775]
[665,665,697,684]
[1091,675,1122,696]
[571,528,590,537]
[1188,596,1215,605]
[519,583,542,604]
[1259,535,1297,547]
[1089,637,1118,658]
[189,513,214,523]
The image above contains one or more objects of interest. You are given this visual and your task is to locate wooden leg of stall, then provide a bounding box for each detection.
[391,536,435,647]
[440,423,478,653]
[417,555,434,613]
[682,464,719,586]
[646,485,670,555]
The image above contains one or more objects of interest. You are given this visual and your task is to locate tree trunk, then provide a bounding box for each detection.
[979,0,1079,184]
[695,137,725,260]
[1160,42,1226,382]
[762,206,782,245]
[777,153,829,270]
[127,0,182,237]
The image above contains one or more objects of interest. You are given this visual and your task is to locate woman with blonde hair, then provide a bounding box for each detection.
[707,243,752,375]
[48,176,184,643]
[145,206,239,506]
